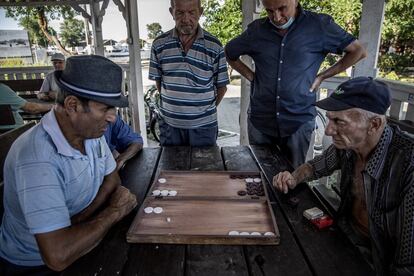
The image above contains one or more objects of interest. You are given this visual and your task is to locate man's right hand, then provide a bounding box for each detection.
[273,171,298,194]
[109,186,137,219]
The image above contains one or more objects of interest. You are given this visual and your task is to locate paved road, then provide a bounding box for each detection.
[142,67,243,146]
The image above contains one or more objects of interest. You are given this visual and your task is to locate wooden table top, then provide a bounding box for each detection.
[62,145,375,276]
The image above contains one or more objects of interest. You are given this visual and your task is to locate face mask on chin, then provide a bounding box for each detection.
[271,16,295,30]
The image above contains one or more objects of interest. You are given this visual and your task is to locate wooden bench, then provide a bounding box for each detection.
[1,79,44,96]
[1,79,49,122]
[0,122,36,221]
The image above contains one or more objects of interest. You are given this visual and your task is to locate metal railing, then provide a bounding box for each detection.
[1,65,413,129]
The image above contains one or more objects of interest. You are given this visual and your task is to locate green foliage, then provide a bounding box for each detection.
[379,70,400,81]
[19,16,51,47]
[202,0,242,45]
[147,23,163,39]
[301,0,362,36]
[382,0,414,53]
[378,53,414,74]
[5,6,76,47]
[0,58,26,68]
[60,18,85,47]
[5,6,75,22]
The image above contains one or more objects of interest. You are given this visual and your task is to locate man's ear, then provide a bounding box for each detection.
[368,117,383,135]
[169,7,174,18]
[64,96,79,114]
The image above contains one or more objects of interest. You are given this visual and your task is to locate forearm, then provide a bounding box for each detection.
[37,207,120,271]
[22,102,53,114]
[292,163,315,184]
[116,143,142,170]
[317,41,366,81]
[72,173,120,224]
[215,86,227,106]
[155,80,161,92]
[37,91,56,101]
[226,58,254,82]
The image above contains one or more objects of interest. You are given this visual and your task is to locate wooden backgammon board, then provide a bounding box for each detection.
[127,170,280,245]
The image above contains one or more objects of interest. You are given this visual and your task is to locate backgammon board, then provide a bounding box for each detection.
[127,170,280,245]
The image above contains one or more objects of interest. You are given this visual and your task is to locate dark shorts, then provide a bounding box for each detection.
[159,118,218,147]
[0,256,58,276]
[248,119,315,168]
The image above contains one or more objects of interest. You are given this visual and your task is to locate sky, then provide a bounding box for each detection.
[0,0,176,41]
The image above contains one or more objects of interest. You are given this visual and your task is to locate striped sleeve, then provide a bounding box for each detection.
[149,45,162,81]
[214,48,230,88]
[307,144,342,179]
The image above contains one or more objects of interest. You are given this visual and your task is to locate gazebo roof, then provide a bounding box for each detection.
[0,0,91,7]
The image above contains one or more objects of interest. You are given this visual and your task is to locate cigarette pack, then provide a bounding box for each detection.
[310,215,333,229]
[303,207,324,220]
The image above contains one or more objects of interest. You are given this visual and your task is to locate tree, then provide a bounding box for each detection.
[19,15,52,47]
[301,0,362,36]
[60,18,85,48]
[147,23,163,39]
[5,6,76,55]
[202,0,242,46]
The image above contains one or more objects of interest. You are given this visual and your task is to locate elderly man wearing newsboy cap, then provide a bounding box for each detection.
[37,52,66,101]
[0,55,137,274]
[273,77,414,275]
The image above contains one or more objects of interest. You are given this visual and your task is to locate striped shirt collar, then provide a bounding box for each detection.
[172,25,204,40]
[365,125,393,180]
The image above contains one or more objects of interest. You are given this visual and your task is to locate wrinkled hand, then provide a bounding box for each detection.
[115,158,126,171]
[273,171,298,194]
[310,75,323,93]
[109,186,137,218]
[37,93,50,101]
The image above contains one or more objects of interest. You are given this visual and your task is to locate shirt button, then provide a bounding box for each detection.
[277,96,280,99]
[276,112,280,116]
[278,78,281,81]
[280,60,283,64]
[281,43,285,47]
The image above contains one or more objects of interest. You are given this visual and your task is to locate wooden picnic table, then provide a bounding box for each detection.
[62,145,375,276]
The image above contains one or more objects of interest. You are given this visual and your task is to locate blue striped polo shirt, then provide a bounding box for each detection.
[149,26,229,129]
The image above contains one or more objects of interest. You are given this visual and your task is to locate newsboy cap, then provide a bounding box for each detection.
[55,55,128,107]
[51,53,65,61]
[315,77,391,115]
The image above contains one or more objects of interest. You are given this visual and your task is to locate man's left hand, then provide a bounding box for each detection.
[310,75,324,93]
[115,158,126,171]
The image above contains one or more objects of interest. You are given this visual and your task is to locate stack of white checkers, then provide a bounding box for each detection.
[144,207,163,214]
[228,231,275,236]
[152,189,177,196]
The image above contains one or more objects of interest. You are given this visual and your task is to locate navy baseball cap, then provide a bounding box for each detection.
[315,77,391,115]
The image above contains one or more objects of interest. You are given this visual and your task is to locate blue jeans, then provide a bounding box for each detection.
[248,119,314,168]
[159,119,218,147]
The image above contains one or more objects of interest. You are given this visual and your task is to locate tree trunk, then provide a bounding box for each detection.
[36,7,71,56]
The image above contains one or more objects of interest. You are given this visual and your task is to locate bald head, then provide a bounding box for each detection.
[170,0,201,8]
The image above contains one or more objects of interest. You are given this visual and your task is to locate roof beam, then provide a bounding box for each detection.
[0,0,91,7]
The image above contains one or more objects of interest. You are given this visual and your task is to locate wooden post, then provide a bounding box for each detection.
[239,0,260,145]
[90,0,105,56]
[125,0,147,146]
[83,4,91,45]
[353,0,386,78]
